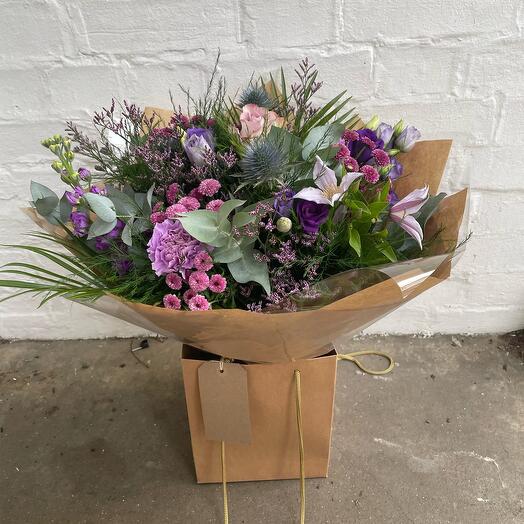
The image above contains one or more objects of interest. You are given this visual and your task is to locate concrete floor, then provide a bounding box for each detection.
[0,334,522,523]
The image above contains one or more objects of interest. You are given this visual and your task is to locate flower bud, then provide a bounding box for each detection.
[387,148,401,157]
[392,119,405,137]
[365,115,380,131]
[276,216,292,233]
[51,160,63,172]
[49,144,59,153]
[64,150,74,160]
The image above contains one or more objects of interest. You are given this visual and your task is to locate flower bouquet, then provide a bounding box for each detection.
[1,58,467,512]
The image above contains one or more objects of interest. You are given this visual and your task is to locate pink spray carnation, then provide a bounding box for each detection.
[163,294,181,310]
[166,272,183,290]
[183,289,197,304]
[194,251,213,271]
[372,148,390,167]
[188,270,210,292]
[188,294,211,311]
[344,156,359,172]
[198,178,221,197]
[209,274,227,293]
[178,196,200,211]
[206,199,224,211]
[188,188,204,200]
[361,165,380,184]
[166,183,180,205]
[150,211,167,224]
[165,203,188,218]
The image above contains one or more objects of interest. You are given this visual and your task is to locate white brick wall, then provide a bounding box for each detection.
[0,0,523,338]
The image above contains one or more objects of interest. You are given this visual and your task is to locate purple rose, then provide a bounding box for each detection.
[147,219,207,276]
[70,211,89,237]
[273,188,295,217]
[186,127,214,149]
[394,125,421,152]
[348,129,384,164]
[388,158,403,181]
[295,199,330,234]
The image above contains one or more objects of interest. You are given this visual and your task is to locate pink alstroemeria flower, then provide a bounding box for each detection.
[294,156,361,206]
[390,185,429,249]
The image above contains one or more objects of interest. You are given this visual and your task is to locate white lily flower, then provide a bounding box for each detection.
[294,156,361,206]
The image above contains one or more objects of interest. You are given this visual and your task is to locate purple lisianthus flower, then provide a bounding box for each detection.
[106,219,125,240]
[388,158,403,181]
[375,123,394,148]
[394,125,421,152]
[78,167,91,180]
[387,189,399,205]
[65,186,84,205]
[295,199,330,234]
[115,258,132,276]
[147,219,207,276]
[183,133,213,166]
[348,129,384,164]
[70,211,89,237]
[186,127,214,149]
[273,188,295,217]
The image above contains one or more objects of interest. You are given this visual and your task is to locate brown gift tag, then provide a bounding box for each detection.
[198,361,251,444]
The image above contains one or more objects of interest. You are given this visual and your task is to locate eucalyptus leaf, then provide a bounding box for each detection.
[228,248,270,294]
[84,193,117,223]
[87,217,117,240]
[59,194,73,222]
[31,181,59,216]
[232,211,256,228]
[121,221,133,246]
[107,187,140,217]
[217,199,246,223]
[177,210,221,244]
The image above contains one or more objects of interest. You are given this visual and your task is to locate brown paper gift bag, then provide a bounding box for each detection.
[181,344,338,483]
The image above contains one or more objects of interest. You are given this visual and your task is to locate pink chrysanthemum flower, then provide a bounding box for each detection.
[372,148,390,167]
[178,196,200,211]
[163,294,181,310]
[335,143,351,161]
[165,203,188,218]
[209,274,227,293]
[188,294,211,311]
[361,136,376,149]
[194,251,213,272]
[165,272,183,290]
[198,178,221,197]
[206,199,224,211]
[361,165,380,184]
[344,156,359,172]
[183,289,196,304]
[150,211,167,224]
[342,129,359,142]
[166,183,180,205]
[188,188,204,200]
[188,270,210,292]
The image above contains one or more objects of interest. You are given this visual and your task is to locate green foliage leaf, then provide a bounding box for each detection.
[227,248,270,294]
[378,242,398,263]
[302,124,344,161]
[232,211,256,228]
[107,187,140,217]
[348,227,361,257]
[84,193,116,223]
[59,194,72,222]
[31,181,59,216]
[121,221,133,246]
[87,217,117,239]
[217,199,246,223]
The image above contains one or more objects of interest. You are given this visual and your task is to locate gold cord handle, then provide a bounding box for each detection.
[221,440,228,524]
[337,350,394,375]
[294,369,306,524]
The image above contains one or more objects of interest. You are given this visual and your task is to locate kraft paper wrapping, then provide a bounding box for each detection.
[26,128,468,363]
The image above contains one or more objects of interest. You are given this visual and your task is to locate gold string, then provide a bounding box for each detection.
[294,369,306,524]
[337,350,394,375]
[221,440,229,524]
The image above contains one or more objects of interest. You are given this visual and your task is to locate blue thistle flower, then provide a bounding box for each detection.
[239,138,285,184]
[238,85,273,109]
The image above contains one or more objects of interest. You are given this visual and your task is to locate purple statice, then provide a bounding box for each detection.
[273,188,295,217]
[265,269,312,312]
[272,240,297,265]
[218,150,238,169]
[70,211,89,237]
[147,219,207,276]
